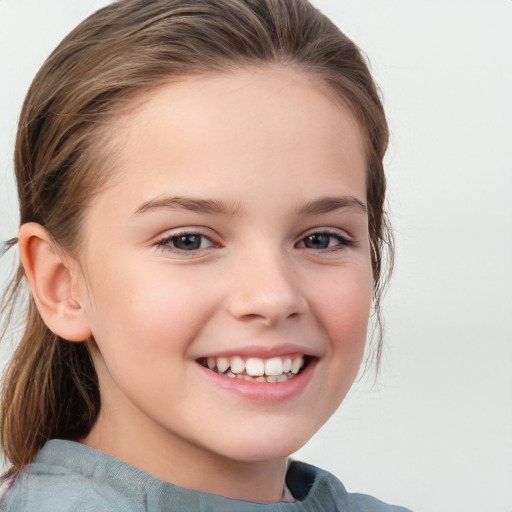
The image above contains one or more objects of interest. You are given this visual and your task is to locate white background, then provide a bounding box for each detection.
[1,2,511,511]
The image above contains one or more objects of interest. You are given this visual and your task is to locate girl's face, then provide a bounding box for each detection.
[76,66,372,479]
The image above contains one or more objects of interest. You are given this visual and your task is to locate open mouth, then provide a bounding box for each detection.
[197,354,311,383]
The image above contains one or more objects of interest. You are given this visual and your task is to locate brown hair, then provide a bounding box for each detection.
[0,0,392,476]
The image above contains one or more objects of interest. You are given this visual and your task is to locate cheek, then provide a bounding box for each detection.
[83,259,219,362]
[303,265,373,429]
[312,265,373,351]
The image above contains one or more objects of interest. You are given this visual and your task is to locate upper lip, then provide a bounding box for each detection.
[195,343,322,360]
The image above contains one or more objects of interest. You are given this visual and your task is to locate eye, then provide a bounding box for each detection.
[296,232,353,250]
[156,232,215,252]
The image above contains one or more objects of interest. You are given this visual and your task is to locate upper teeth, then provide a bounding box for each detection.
[205,355,305,377]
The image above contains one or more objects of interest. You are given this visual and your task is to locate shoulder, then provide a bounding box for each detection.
[0,441,139,512]
[287,460,413,512]
[0,468,136,512]
[345,492,413,512]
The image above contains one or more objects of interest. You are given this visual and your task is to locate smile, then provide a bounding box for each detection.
[198,355,307,383]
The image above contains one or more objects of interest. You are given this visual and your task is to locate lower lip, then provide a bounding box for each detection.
[196,359,316,403]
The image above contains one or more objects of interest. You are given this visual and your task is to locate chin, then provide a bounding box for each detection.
[209,423,316,463]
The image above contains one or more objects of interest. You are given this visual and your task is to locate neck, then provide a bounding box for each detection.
[82,399,288,504]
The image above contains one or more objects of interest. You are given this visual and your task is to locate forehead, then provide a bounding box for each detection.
[94,66,366,212]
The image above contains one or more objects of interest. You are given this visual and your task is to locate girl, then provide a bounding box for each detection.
[0,0,410,510]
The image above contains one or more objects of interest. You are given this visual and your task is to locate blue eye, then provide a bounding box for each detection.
[172,234,204,251]
[157,233,214,252]
[298,232,352,250]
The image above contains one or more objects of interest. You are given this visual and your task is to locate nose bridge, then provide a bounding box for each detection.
[227,242,306,325]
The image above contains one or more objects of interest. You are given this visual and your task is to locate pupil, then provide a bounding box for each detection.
[174,235,201,250]
[305,234,329,249]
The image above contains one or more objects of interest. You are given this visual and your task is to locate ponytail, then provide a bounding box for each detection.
[1,283,99,476]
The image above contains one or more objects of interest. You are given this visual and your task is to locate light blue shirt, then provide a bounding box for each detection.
[1,440,412,511]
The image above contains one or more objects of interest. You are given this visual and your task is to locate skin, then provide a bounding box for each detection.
[28,66,373,503]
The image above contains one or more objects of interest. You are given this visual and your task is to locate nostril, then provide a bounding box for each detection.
[226,274,307,325]
[236,310,302,326]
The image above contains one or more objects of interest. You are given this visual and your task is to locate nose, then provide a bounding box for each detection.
[226,249,307,326]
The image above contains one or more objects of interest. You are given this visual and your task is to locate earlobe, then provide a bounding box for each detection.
[18,223,92,342]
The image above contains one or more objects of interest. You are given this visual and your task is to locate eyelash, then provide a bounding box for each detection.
[295,230,354,251]
[155,229,354,255]
[155,231,218,254]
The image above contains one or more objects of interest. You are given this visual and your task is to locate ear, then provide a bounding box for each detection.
[18,222,92,342]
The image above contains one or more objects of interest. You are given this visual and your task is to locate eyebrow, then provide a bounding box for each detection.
[297,196,367,215]
[134,196,241,216]
[134,195,367,217]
